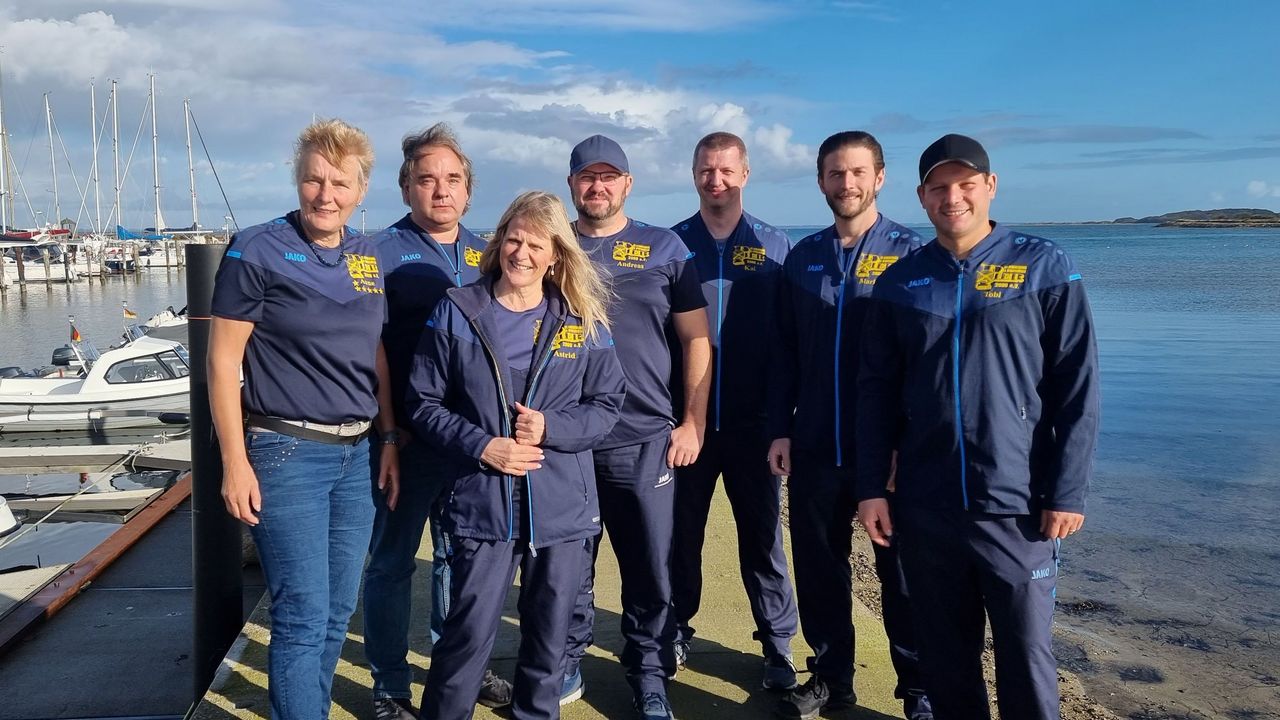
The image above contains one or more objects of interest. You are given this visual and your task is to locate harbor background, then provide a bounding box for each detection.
[2,222,1278,718]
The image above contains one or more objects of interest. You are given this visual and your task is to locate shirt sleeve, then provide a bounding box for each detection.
[669,256,707,314]
[211,241,268,322]
[1037,278,1100,513]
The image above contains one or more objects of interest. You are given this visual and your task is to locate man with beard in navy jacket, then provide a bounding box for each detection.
[768,131,932,720]
[856,134,1100,720]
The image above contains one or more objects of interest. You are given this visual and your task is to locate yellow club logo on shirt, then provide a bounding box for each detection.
[613,241,651,269]
[346,254,384,294]
[464,246,483,267]
[855,253,899,285]
[974,263,1027,298]
[732,245,767,271]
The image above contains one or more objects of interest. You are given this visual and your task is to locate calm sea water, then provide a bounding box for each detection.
[2,224,1277,715]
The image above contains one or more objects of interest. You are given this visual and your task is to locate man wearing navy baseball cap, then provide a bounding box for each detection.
[560,134,711,720]
[855,134,1100,719]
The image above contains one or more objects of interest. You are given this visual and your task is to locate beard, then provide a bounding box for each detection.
[824,189,876,221]
[574,193,624,223]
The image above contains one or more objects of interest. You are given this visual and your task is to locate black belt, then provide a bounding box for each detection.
[245,414,370,445]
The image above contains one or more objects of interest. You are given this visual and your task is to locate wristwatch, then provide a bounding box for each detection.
[379,428,401,445]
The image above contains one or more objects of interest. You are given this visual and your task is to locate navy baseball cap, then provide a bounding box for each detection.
[570,134,629,175]
[919,134,990,183]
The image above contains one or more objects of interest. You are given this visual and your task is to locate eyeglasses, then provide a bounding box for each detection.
[574,171,626,186]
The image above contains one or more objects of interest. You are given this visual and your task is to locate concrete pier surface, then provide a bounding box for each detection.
[194,484,905,720]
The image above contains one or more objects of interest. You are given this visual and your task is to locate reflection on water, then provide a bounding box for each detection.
[0,469,179,571]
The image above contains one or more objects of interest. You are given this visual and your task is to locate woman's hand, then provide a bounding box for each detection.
[221,457,262,526]
[513,403,546,446]
[378,443,401,510]
[481,437,544,476]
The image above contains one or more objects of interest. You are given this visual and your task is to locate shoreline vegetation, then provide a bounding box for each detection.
[1108,208,1280,228]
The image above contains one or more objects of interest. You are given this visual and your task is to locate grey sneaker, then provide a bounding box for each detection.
[477,668,513,708]
[636,691,676,720]
[674,640,690,668]
[762,654,798,691]
[373,697,416,720]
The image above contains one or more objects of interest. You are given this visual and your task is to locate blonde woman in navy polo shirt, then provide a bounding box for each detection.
[208,119,400,720]
[406,191,625,720]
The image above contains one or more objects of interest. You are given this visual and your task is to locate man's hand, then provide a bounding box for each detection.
[513,403,546,446]
[1040,510,1085,539]
[221,459,262,526]
[767,438,791,477]
[481,437,544,476]
[378,443,400,511]
[667,421,704,468]
[858,498,894,548]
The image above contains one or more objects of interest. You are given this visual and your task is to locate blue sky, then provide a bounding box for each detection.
[2,1,1278,231]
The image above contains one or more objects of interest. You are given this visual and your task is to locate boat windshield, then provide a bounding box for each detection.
[104,355,176,384]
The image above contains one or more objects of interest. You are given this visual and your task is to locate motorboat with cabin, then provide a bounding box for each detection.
[0,336,190,432]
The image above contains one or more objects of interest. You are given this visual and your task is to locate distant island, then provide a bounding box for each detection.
[1110,208,1280,228]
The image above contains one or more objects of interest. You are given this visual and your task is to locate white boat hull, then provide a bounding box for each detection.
[0,389,189,432]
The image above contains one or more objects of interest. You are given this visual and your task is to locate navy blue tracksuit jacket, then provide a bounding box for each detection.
[855,224,1100,514]
[769,215,924,465]
[405,278,627,548]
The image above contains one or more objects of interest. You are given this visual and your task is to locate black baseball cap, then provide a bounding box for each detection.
[570,134,629,175]
[919,134,990,183]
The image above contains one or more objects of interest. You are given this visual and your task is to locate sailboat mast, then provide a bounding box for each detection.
[184,98,198,229]
[0,54,8,233]
[150,73,162,234]
[111,80,121,232]
[45,93,61,229]
[91,81,102,234]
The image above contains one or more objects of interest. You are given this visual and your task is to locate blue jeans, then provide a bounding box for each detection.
[245,431,374,720]
[363,438,451,700]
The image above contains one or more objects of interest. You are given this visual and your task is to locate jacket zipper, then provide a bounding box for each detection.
[831,246,858,468]
[953,263,970,510]
[714,242,726,432]
[520,314,568,556]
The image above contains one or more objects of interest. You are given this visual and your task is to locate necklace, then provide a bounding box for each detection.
[306,236,347,268]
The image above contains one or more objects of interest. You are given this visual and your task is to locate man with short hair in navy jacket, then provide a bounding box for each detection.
[856,134,1100,720]
[768,131,931,720]
[670,132,799,692]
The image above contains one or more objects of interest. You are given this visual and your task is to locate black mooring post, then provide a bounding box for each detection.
[187,242,243,706]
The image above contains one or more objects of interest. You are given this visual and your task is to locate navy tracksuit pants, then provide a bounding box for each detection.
[672,427,797,659]
[895,507,1060,720]
[788,451,925,699]
[562,435,675,695]
[422,535,585,720]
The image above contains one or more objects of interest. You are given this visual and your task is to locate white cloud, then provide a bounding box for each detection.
[401,0,784,31]
[1246,180,1280,198]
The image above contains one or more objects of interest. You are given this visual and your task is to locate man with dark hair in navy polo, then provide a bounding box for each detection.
[857,134,1099,720]
[560,134,712,720]
[768,131,932,720]
[669,131,799,692]
[363,123,511,720]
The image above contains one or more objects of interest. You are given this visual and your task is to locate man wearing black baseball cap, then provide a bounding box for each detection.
[560,134,711,720]
[855,134,1100,719]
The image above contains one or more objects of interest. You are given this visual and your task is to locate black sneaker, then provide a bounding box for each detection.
[635,691,676,720]
[904,692,934,720]
[762,654,798,691]
[373,697,417,720]
[477,668,513,708]
[774,675,855,720]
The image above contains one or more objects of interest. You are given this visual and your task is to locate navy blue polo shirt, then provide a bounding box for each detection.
[212,211,388,424]
[375,215,486,429]
[672,211,791,433]
[579,219,706,448]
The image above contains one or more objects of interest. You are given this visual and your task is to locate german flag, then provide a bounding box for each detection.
[123,303,138,319]
[70,323,82,343]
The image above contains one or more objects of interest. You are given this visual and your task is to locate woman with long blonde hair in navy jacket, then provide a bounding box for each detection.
[406,191,625,720]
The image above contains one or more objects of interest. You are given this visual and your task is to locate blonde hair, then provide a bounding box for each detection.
[293,118,375,186]
[481,191,612,341]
